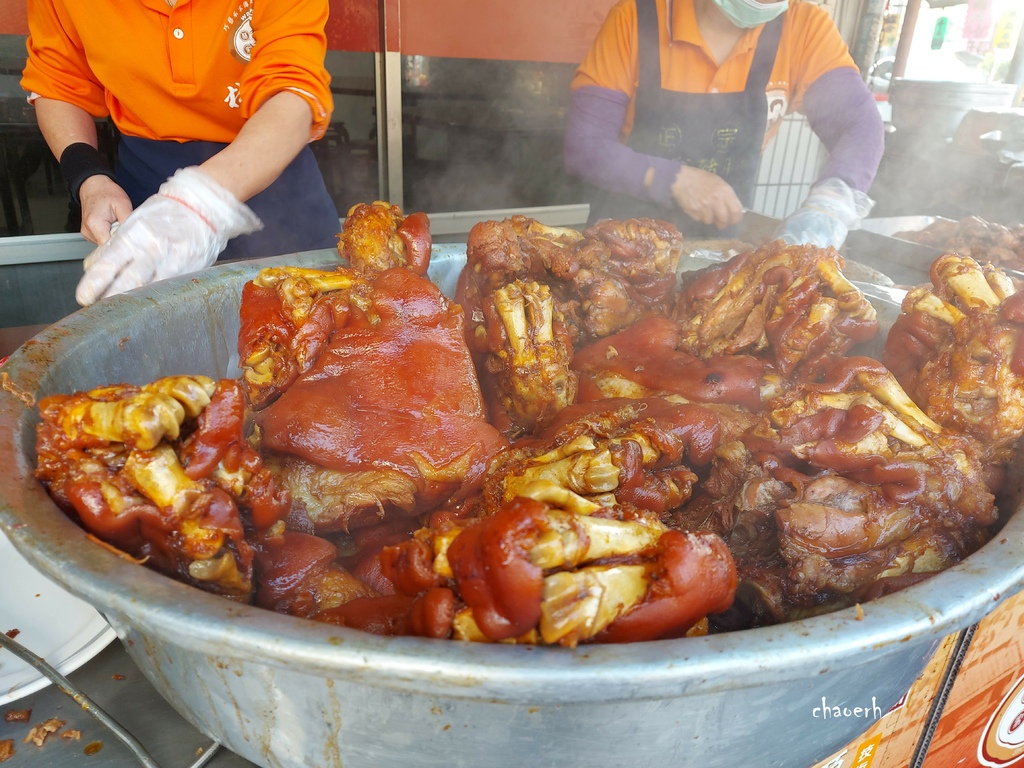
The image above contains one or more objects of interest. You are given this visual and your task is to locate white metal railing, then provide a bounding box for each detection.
[752,114,826,219]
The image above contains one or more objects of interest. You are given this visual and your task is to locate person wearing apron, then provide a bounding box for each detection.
[565,0,884,247]
[22,0,339,305]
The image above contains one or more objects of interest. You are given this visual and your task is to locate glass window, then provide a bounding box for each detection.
[911,0,1022,83]
[399,56,586,215]
[318,50,380,217]
[0,33,71,238]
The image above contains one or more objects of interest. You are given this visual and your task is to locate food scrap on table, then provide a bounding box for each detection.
[22,717,65,747]
[1,372,35,408]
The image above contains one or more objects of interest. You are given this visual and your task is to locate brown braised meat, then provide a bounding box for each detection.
[337,200,432,279]
[458,215,584,300]
[572,316,784,413]
[457,216,683,435]
[571,218,685,339]
[238,267,365,410]
[240,200,432,410]
[704,356,994,625]
[476,279,577,436]
[238,204,507,534]
[674,240,878,378]
[897,216,1024,271]
[250,527,377,618]
[484,397,723,519]
[34,212,1023,644]
[460,215,682,349]
[301,396,736,642]
[35,376,290,600]
[884,253,1024,467]
[248,265,508,534]
[367,490,737,646]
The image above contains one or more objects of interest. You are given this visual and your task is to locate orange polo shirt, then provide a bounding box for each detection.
[572,0,857,145]
[22,0,333,143]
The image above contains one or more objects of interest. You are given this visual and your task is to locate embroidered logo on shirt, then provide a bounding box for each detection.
[691,156,735,178]
[766,89,788,134]
[713,126,740,153]
[658,124,684,151]
[225,82,242,109]
[979,672,1024,767]
[224,1,255,63]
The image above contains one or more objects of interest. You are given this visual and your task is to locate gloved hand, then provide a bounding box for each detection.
[76,167,263,306]
[774,177,874,250]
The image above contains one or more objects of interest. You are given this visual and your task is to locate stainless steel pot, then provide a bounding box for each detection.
[2,245,1023,768]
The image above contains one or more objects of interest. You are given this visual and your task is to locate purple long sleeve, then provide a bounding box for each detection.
[801,68,885,193]
[567,72,884,202]
[563,86,681,207]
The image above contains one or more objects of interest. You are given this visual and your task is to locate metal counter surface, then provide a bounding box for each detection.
[0,641,256,767]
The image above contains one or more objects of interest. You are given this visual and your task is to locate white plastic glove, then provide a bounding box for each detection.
[75,167,263,306]
[773,177,874,250]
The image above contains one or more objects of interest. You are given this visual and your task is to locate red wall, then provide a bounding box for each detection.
[0,6,28,36]
[5,1,616,65]
[398,0,618,64]
[324,0,618,63]
[325,0,380,53]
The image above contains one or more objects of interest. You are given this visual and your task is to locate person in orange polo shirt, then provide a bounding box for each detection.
[564,0,885,249]
[21,0,340,305]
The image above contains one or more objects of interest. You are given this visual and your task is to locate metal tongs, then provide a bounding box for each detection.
[0,631,221,768]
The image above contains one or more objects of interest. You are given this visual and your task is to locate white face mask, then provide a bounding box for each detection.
[711,0,789,29]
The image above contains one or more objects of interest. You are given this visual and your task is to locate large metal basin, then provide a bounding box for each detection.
[2,246,1023,768]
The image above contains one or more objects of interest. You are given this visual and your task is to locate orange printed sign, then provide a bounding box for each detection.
[977,673,1024,767]
[808,634,959,768]
[853,734,884,768]
[922,590,1024,768]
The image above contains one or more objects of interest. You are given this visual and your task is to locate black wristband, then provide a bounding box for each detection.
[59,142,117,206]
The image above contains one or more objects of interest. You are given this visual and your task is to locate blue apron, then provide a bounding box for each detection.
[116,136,341,261]
[588,0,785,235]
